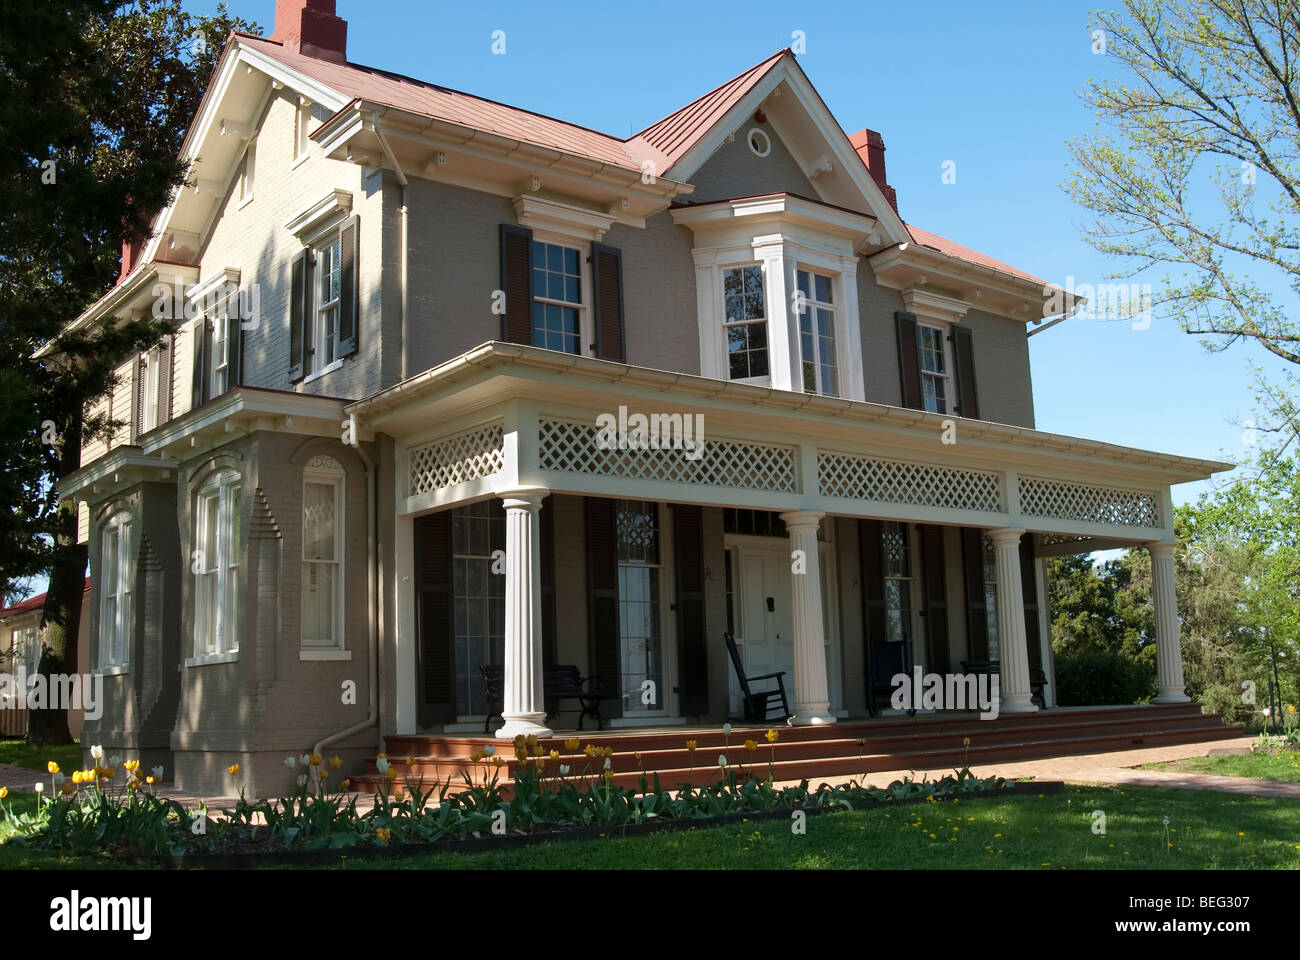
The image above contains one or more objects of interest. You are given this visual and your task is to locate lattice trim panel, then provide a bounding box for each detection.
[1019,477,1159,528]
[817,452,1004,513]
[408,423,505,497]
[538,419,797,493]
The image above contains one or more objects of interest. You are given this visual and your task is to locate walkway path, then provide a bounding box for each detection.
[3,736,1296,807]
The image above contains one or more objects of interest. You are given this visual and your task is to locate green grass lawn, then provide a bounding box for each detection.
[0,738,82,774]
[5,784,1297,870]
[1141,750,1300,783]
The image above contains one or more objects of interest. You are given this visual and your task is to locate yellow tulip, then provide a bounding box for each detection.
[47,761,59,774]
[403,756,413,768]
[584,744,596,757]
[564,738,580,751]
[309,754,322,766]
[686,739,697,751]
[227,763,239,776]
[549,749,560,761]
[744,739,758,752]
[765,730,779,744]
[0,787,8,799]
[384,767,397,781]
[331,756,343,769]
[103,768,117,780]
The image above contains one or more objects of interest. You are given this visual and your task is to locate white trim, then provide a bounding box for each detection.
[302,357,345,385]
[903,288,971,325]
[746,127,772,158]
[184,651,240,668]
[300,649,352,661]
[513,194,615,242]
[91,665,129,678]
[301,458,346,652]
[285,189,354,239]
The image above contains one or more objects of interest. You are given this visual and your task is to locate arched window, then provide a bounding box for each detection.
[194,469,241,659]
[302,456,345,650]
[99,512,133,670]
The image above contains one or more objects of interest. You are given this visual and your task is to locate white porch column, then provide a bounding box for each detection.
[990,528,1037,714]
[780,511,836,726]
[496,488,553,739]
[1148,541,1190,703]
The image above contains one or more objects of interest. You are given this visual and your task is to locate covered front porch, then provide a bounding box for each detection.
[347,342,1228,742]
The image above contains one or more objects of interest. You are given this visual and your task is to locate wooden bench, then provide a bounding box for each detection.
[480,664,607,732]
[961,660,1047,709]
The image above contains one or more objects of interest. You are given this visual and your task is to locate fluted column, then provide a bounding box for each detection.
[496,488,552,739]
[990,528,1037,714]
[1148,541,1189,703]
[780,511,836,726]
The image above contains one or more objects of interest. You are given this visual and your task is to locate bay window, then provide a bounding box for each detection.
[193,470,241,660]
[302,458,344,649]
[723,265,769,381]
[796,268,838,395]
[99,513,132,670]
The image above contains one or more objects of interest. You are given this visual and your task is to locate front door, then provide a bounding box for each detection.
[729,546,796,716]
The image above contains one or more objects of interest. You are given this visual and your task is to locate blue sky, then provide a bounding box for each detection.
[189,0,1293,506]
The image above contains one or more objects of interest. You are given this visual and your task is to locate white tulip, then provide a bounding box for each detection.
[296,774,308,788]
[151,766,164,779]
[484,745,496,757]
[376,758,389,773]
[34,782,44,793]
[718,755,728,767]
[90,745,104,761]
[722,723,732,735]
[559,764,570,775]
[52,773,65,789]
[284,756,296,768]
[107,755,122,770]
[603,757,612,770]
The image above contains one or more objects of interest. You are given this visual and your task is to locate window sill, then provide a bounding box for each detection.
[302,358,344,385]
[237,194,255,210]
[291,151,309,170]
[185,651,239,668]
[92,665,129,677]
[299,649,351,661]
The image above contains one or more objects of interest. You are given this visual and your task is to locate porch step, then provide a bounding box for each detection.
[346,703,1242,796]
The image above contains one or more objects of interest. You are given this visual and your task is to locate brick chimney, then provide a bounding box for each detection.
[271,0,347,63]
[849,128,898,215]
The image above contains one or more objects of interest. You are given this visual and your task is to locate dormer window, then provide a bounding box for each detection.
[796,269,838,395]
[723,265,768,380]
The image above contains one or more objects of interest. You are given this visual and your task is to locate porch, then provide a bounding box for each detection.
[348,701,1242,794]
[346,342,1231,745]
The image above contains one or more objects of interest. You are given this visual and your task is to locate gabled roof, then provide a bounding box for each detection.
[626,50,790,173]
[0,579,91,620]
[905,224,1047,287]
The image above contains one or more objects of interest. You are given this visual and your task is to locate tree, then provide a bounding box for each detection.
[0,1,259,744]
[1067,0,1300,453]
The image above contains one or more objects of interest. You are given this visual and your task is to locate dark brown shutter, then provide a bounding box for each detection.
[132,356,145,442]
[414,511,455,726]
[585,497,621,718]
[591,242,626,362]
[918,524,950,674]
[1019,536,1043,677]
[951,324,979,419]
[156,339,172,425]
[540,497,557,671]
[227,311,243,391]
[337,215,359,358]
[499,223,533,345]
[289,250,308,381]
[191,319,209,409]
[673,504,708,716]
[858,518,886,710]
[895,311,922,409]
[961,528,989,663]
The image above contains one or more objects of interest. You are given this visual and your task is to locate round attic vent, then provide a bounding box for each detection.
[747,128,771,158]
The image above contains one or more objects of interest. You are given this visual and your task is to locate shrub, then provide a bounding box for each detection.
[1054,649,1156,706]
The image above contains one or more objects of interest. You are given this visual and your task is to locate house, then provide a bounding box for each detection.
[50,0,1230,795]
[0,581,91,738]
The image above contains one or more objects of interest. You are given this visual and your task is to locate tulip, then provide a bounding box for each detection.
[34,782,44,793]
[0,787,8,799]
[686,739,698,751]
[332,756,344,769]
[722,723,732,735]
[47,761,60,774]
[108,755,122,769]
[604,757,612,770]
[549,749,560,761]
[285,756,296,768]
[297,774,308,788]
[765,730,779,744]
[483,745,495,757]
[559,764,570,775]
[227,763,239,776]
[341,779,351,791]
[564,738,581,751]
[376,758,390,773]
[300,754,312,767]
[309,754,322,766]
[52,772,65,789]
[718,755,727,767]
[744,740,758,752]
[385,767,398,781]
[152,766,164,779]
[90,745,104,761]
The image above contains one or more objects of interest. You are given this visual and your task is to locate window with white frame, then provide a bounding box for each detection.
[615,500,665,714]
[302,457,344,649]
[210,313,230,396]
[99,513,132,669]
[136,344,168,436]
[881,522,915,647]
[723,264,768,380]
[531,240,584,354]
[917,323,951,414]
[314,234,343,368]
[239,140,255,203]
[193,470,241,659]
[796,268,838,395]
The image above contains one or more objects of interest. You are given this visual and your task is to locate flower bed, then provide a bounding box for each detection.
[0,732,1053,865]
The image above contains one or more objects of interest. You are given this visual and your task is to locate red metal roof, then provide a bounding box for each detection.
[0,579,90,620]
[905,224,1046,286]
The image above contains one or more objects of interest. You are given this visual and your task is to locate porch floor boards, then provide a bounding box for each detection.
[349,702,1243,795]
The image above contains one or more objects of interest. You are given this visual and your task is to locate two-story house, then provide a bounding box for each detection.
[51,0,1230,795]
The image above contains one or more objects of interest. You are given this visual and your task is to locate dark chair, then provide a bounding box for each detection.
[724,632,791,723]
[961,660,1048,709]
[866,640,915,717]
[481,664,606,732]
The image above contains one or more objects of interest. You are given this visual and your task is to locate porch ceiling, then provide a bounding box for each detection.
[349,342,1231,541]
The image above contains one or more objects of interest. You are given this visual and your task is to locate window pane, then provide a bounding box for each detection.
[303,482,336,561]
[815,274,832,303]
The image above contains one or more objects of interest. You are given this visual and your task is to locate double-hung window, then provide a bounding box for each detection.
[531,240,583,354]
[194,471,241,659]
[99,513,132,670]
[302,458,344,649]
[723,264,768,381]
[917,323,951,414]
[796,269,838,395]
[314,235,343,369]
